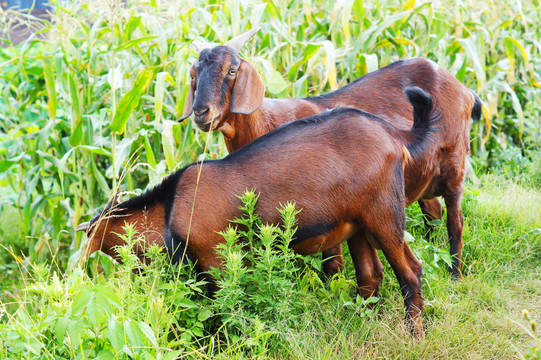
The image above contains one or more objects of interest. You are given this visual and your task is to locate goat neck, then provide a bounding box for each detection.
[222,98,323,152]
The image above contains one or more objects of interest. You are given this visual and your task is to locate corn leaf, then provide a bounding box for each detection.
[42,58,57,119]
[111,69,154,135]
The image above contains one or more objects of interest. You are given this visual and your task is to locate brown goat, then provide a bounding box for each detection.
[180,29,482,279]
[77,87,438,336]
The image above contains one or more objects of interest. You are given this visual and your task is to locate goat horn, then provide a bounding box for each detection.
[224,27,261,53]
[75,221,90,232]
[193,40,212,53]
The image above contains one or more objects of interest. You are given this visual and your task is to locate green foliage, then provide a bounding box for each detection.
[0,226,209,359]
[406,229,453,282]
[209,192,310,354]
[208,190,377,356]
[0,190,376,358]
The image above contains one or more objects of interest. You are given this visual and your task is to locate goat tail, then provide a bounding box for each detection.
[471,90,483,122]
[403,86,439,160]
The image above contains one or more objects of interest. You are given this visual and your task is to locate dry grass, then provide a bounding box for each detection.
[278,174,540,359]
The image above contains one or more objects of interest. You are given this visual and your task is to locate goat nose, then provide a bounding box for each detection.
[193,106,210,117]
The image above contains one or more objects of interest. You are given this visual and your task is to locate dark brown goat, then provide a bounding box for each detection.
[180,29,482,279]
[77,87,438,336]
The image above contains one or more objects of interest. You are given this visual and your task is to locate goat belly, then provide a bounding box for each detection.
[290,221,360,255]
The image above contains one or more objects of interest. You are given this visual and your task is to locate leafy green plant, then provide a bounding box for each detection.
[0,224,209,359]
[406,230,453,282]
[208,190,308,354]
[208,190,377,356]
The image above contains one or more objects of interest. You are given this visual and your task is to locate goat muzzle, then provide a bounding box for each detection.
[194,110,222,131]
[195,118,221,132]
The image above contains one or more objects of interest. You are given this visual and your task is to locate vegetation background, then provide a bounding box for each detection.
[0,0,539,358]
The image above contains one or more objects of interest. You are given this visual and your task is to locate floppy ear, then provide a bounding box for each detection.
[230,60,265,114]
[179,81,195,121]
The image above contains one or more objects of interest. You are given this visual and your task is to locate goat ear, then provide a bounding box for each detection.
[179,81,195,121]
[230,60,265,115]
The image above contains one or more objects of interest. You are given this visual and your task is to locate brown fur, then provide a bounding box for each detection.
[177,109,424,334]
[82,204,166,263]
[175,107,427,335]
[183,52,478,279]
[82,93,436,336]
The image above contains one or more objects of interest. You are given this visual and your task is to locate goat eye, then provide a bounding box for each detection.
[228,69,236,76]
